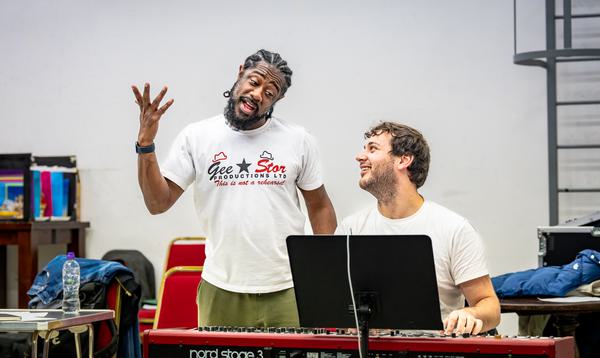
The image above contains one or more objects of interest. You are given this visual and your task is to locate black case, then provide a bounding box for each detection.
[537,226,600,267]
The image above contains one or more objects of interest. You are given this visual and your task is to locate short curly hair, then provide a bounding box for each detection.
[364,122,430,188]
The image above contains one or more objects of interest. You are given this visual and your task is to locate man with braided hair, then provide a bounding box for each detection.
[132,49,337,327]
[336,122,500,335]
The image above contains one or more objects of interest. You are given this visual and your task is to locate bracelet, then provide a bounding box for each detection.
[135,142,155,154]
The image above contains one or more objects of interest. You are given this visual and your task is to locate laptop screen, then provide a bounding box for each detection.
[287,235,443,330]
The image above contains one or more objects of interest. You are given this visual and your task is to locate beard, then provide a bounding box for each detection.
[223,84,269,130]
[359,159,397,202]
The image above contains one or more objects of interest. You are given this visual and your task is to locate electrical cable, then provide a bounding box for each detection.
[346,229,362,358]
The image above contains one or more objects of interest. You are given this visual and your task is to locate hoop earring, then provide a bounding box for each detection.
[223,90,231,98]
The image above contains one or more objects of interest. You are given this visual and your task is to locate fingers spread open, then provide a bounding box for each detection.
[151,86,168,109]
[142,83,150,107]
[157,99,174,115]
[132,85,143,108]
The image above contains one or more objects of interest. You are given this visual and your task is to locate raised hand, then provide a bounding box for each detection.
[132,83,174,146]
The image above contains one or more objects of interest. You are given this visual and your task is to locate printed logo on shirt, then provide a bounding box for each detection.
[207,151,288,187]
[212,152,228,162]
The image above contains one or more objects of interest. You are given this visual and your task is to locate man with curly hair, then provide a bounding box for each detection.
[337,122,500,335]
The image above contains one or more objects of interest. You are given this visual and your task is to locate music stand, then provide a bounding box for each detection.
[287,235,443,357]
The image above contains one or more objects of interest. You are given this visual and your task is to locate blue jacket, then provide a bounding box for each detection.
[27,254,132,305]
[492,249,600,298]
[27,255,141,358]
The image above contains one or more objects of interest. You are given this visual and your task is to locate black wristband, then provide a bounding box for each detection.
[135,142,155,154]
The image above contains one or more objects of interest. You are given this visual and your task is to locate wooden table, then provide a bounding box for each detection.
[0,221,90,308]
[501,297,600,315]
[0,309,113,358]
[501,297,600,358]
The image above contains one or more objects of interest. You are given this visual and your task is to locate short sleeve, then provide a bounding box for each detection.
[450,221,489,285]
[295,131,324,191]
[160,125,196,190]
[335,220,349,235]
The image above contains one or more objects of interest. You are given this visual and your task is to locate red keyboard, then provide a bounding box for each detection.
[143,328,575,358]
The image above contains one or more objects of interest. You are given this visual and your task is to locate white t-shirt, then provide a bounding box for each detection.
[336,200,488,320]
[162,114,323,293]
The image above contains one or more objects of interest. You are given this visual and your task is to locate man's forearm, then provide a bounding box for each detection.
[465,296,501,333]
[307,202,337,234]
[137,153,173,214]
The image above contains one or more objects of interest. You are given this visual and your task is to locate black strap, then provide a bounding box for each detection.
[135,142,155,154]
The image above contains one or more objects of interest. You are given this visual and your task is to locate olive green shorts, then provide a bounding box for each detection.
[197,280,300,328]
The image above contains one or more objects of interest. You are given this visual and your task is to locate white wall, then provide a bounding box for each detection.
[3,0,597,334]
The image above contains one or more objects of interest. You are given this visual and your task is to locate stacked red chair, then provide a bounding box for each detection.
[153,266,203,329]
[138,237,206,332]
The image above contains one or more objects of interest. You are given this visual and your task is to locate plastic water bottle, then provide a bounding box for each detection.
[62,251,80,314]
